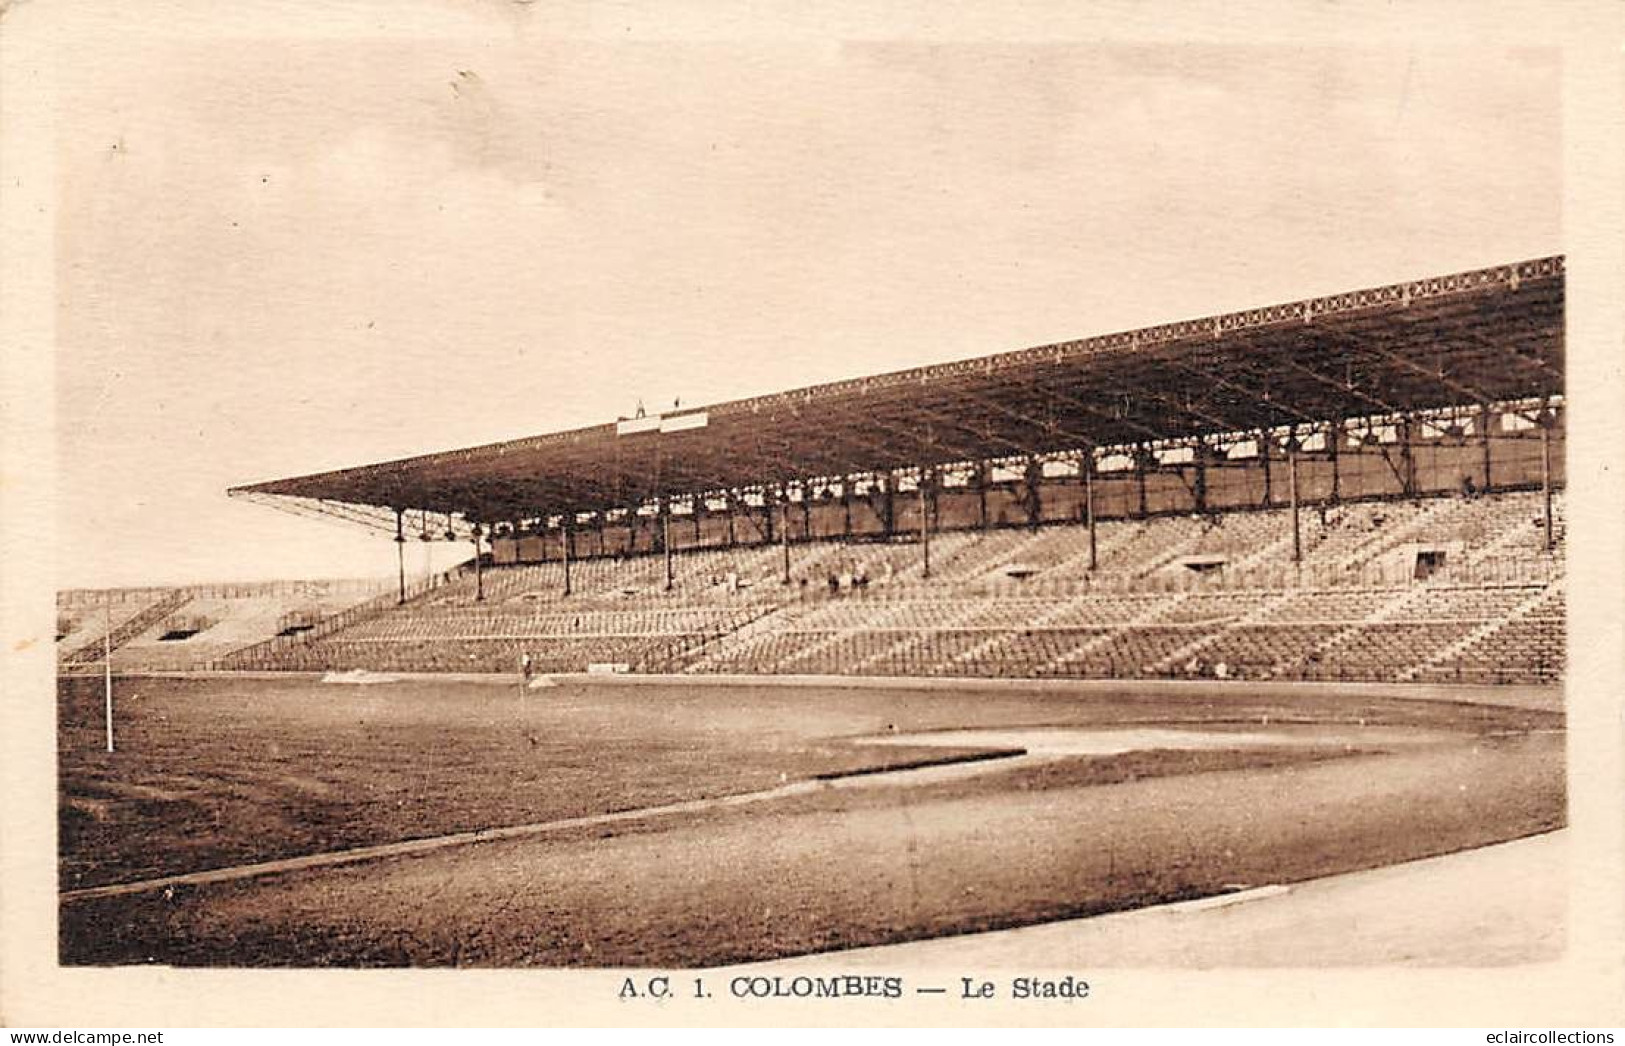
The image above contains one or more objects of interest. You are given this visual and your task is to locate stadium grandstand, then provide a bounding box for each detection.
[63,255,1565,686]
[55,578,396,675]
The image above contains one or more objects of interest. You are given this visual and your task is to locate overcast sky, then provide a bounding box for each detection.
[48,11,1561,588]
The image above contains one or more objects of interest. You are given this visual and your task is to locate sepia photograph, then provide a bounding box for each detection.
[4,0,1623,1031]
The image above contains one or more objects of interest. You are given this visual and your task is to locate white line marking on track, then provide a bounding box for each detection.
[1167,883,1291,912]
[61,750,1031,904]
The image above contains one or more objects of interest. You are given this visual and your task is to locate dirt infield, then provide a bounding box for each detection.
[58,674,1563,966]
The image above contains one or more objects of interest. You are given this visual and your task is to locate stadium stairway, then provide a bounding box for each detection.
[59,590,192,670]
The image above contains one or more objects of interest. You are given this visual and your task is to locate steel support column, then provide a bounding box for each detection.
[975,461,989,531]
[1082,451,1097,571]
[1024,456,1043,530]
[919,471,931,580]
[780,492,791,584]
[662,499,674,591]
[1328,419,1342,503]
[1193,442,1208,515]
[562,522,572,597]
[1541,418,1554,552]
[1135,444,1149,519]
[1399,415,1417,497]
[1259,429,1273,507]
[394,508,407,605]
[1287,441,1302,564]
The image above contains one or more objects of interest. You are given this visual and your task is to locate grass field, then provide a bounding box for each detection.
[57,674,1564,966]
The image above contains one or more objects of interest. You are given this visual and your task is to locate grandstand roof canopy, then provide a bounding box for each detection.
[231,255,1563,527]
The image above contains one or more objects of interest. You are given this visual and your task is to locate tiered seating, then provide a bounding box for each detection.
[1183,512,1290,559]
[1292,622,1482,681]
[960,629,1115,677]
[1043,594,1168,626]
[1415,584,1566,684]
[892,530,981,583]
[108,581,389,671]
[763,598,923,673]
[1463,491,1564,565]
[976,518,1145,583]
[966,526,1084,571]
[1518,583,1565,621]
[1386,584,1540,623]
[1154,590,1273,624]
[698,629,833,674]
[775,600,902,632]
[1177,586,1399,679]
[923,529,1051,583]
[1270,582,1540,682]
[1299,501,1428,569]
[1252,587,1403,623]
[1097,515,1207,575]
[416,545,795,608]
[1416,616,1564,684]
[1044,625,1210,678]
[789,539,939,588]
[1195,624,1340,680]
[57,588,190,666]
[283,604,760,674]
[774,631,891,675]
[952,598,1059,629]
[845,601,1006,673]
[275,633,700,674]
[339,606,745,642]
[899,630,1014,672]
[147,489,1563,684]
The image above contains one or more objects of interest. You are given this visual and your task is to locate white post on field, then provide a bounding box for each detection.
[102,597,114,753]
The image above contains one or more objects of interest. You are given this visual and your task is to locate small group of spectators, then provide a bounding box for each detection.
[826,571,870,595]
[1181,657,1235,679]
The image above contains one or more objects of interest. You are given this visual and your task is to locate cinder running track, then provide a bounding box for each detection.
[60,728,1562,966]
